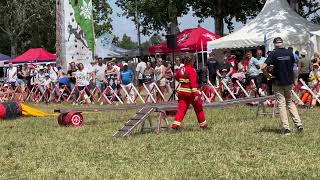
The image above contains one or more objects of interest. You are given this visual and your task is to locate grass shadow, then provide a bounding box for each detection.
[256,126,282,134]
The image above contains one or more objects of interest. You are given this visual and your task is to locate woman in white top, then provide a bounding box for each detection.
[154,59,167,100]
[73,63,92,103]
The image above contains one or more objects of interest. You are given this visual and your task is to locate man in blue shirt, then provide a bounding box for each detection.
[288,47,299,84]
[246,51,263,96]
[120,63,134,104]
[260,37,303,135]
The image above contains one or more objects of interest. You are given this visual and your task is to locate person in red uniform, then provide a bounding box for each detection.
[172,55,208,129]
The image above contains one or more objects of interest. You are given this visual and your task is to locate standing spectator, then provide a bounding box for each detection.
[206,52,219,86]
[21,63,30,86]
[47,63,58,84]
[164,61,174,93]
[260,37,303,135]
[29,66,38,89]
[94,58,106,91]
[106,62,120,92]
[246,51,263,95]
[67,62,77,91]
[74,63,92,104]
[6,63,17,87]
[155,59,166,98]
[298,50,311,83]
[136,58,147,92]
[288,47,299,84]
[16,66,25,90]
[143,62,155,102]
[120,63,134,104]
[174,57,184,71]
[228,54,237,75]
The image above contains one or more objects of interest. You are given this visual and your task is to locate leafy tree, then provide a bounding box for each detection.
[191,0,265,36]
[92,0,113,35]
[149,34,163,45]
[118,34,138,49]
[116,0,190,35]
[0,0,45,56]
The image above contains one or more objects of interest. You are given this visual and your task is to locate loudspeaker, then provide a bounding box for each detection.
[166,34,177,49]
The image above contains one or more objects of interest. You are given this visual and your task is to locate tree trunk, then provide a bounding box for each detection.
[168,0,179,35]
[10,36,18,57]
[215,0,224,36]
[215,16,224,36]
[289,0,299,12]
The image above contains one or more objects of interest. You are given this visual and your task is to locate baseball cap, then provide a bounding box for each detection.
[123,62,128,66]
[273,37,283,44]
[301,50,307,56]
[222,69,228,72]
[300,86,308,91]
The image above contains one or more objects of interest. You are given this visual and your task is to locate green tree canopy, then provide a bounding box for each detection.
[118,34,138,49]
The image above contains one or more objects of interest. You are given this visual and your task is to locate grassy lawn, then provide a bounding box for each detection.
[0,103,320,179]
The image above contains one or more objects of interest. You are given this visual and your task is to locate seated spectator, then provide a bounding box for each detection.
[217,56,233,82]
[309,63,320,91]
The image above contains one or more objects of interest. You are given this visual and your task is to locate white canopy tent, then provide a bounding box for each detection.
[310,30,320,53]
[207,0,320,54]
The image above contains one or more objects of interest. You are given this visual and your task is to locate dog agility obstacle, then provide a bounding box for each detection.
[113,95,275,137]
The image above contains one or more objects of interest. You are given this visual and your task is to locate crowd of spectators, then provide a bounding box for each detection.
[205,48,320,106]
[3,48,320,106]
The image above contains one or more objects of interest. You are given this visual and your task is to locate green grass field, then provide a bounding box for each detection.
[0,103,320,179]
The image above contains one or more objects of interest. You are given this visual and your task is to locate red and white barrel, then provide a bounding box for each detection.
[58,111,84,127]
[0,101,22,120]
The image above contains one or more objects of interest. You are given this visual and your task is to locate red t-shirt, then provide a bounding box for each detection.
[243,58,249,72]
[228,58,237,74]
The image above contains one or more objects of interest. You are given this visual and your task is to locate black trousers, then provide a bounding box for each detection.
[298,73,310,83]
[209,74,217,86]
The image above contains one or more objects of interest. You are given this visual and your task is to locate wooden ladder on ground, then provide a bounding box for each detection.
[113,107,156,137]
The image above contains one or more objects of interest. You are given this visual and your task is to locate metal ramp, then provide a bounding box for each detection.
[113,107,155,137]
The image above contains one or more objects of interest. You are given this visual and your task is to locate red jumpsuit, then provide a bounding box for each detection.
[172,64,208,129]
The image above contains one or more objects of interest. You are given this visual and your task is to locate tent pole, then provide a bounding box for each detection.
[201,40,205,69]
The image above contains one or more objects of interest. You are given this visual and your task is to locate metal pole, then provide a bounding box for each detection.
[135,0,142,57]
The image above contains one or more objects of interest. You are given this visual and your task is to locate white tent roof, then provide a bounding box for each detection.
[208,0,320,50]
[311,30,320,37]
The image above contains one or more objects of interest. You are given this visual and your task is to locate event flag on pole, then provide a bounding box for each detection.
[56,0,95,70]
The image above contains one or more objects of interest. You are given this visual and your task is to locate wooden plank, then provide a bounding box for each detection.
[119,126,134,132]
[125,120,141,126]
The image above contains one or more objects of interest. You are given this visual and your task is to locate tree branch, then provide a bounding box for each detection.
[303,7,320,18]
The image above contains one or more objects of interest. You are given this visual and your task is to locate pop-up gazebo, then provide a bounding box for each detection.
[149,27,221,54]
[7,48,56,64]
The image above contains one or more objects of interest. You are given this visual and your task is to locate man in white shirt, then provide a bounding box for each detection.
[136,58,147,91]
[7,63,17,86]
[47,63,58,83]
[93,58,106,91]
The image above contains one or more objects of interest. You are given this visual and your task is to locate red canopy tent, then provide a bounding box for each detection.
[7,48,56,64]
[149,27,221,54]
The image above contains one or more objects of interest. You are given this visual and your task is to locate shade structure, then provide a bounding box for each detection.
[207,0,320,52]
[0,53,10,61]
[149,27,221,54]
[8,48,56,64]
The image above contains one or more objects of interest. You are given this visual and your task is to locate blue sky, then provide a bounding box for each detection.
[109,0,242,42]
